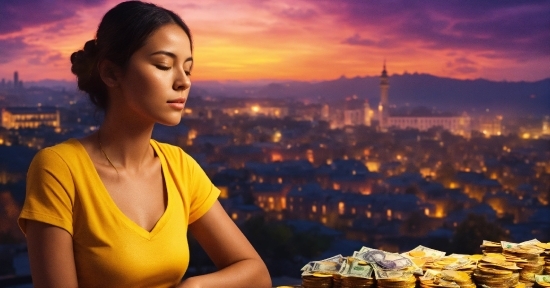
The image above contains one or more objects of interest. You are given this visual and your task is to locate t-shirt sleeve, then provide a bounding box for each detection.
[18,148,75,236]
[185,154,220,224]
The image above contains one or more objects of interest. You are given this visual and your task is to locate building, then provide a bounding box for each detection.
[472,115,503,136]
[378,63,471,137]
[1,107,60,129]
[387,113,471,136]
[344,95,371,126]
[221,102,288,118]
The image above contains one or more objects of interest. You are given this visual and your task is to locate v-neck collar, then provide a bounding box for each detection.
[71,138,172,240]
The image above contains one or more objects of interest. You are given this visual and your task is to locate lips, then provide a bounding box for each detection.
[167,98,186,104]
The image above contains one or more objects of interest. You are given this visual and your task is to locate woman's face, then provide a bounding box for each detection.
[114,23,193,126]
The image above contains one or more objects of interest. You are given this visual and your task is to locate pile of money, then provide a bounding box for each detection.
[502,240,546,286]
[335,258,375,288]
[403,245,447,270]
[419,269,475,288]
[472,254,522,287]
[298,240,550,288]
[301,255,344,288]
[353,247,420,288]
[535,275,550,288]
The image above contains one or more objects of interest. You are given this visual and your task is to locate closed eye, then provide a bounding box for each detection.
[156,65,171,71]
[185,70,192,76]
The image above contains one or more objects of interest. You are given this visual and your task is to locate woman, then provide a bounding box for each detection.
[18,1,271,287]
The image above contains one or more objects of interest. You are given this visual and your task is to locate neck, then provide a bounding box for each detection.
[97,112,156,174]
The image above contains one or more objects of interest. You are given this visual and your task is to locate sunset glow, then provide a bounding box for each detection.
[0,0,549,82]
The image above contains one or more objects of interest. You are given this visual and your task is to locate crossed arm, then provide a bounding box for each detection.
[25,201,271,288]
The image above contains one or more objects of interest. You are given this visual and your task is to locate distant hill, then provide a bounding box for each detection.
[193,73,550,117]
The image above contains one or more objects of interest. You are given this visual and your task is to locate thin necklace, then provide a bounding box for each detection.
[97,130,119,174]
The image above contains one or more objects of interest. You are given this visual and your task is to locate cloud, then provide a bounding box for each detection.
[455,57,476,65]
[27,53,63,66]
[278,7,318,20]
[0,0,106,34]
[314,0,550,60]
[0,37,28,64]
[454,66,478,74]
[342,34,376,46]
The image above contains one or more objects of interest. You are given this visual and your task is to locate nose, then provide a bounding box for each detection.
[173,69,191,91]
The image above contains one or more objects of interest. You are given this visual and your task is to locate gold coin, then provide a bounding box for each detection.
[469,254,483,261]
[485,253,507,260]
[478,267,513,275]
[409,251,426,257]
[312,273,333,277]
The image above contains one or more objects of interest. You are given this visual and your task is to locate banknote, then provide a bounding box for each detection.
[373,266,415,279]
[339,259,374,279]
[406,245,446,258]
[354,249,412,269]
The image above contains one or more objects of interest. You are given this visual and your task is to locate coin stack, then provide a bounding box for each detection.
[439,270,476,288]
[472,255,521,288]
[334,257,375,288]
[377,274,417,288]
[333,275,375,288]
[503,245,544,287]
[539,243,550,274]
[302,273,333,288]
[423,256,477,275]
[481,240,504,254]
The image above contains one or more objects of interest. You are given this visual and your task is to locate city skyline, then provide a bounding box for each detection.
[0,0,549,82]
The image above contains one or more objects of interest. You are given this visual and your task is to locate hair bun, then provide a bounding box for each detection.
[71,39,106,109]
[83,39,98,57]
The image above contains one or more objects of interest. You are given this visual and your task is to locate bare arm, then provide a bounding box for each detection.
[25,220,78,288]
[179,201,271,288]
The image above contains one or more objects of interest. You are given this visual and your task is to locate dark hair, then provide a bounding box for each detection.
[70,1,192,110]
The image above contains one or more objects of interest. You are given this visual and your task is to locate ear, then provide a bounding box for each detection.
[98,60,122,87]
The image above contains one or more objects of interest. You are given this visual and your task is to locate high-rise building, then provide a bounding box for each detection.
[13,71,19,90]
[378,61,389,131]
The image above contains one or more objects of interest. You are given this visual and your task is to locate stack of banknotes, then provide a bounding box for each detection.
[299,239,550,288]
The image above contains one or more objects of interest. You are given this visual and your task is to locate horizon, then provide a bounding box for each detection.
[1,0,550,82]
[10,71,550,88]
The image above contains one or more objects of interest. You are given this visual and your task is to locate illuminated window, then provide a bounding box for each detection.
[312,205,317,213]
[231,213,238,220]
[322,205,326,215]
[338,202,345,215]
[351,207,356,215]
[366,211,371,218]
[424,208,430,216]
[386,209,392,218]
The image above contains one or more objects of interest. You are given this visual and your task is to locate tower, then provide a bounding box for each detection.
[13,71,19,90]
[379,61,389,131]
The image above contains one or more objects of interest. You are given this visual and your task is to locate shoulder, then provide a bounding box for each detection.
[31,139,82,167]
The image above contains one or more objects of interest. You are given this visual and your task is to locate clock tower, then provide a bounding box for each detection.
[379,61,389,131]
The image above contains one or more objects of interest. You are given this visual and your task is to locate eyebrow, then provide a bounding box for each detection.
[150,50,193,63]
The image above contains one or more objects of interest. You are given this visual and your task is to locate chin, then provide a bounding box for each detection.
[158,116,183,126]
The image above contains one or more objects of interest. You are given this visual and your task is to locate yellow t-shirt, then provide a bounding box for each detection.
[18,138,220,287]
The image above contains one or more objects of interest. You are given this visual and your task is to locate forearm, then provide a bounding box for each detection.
[178,258,271,288]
